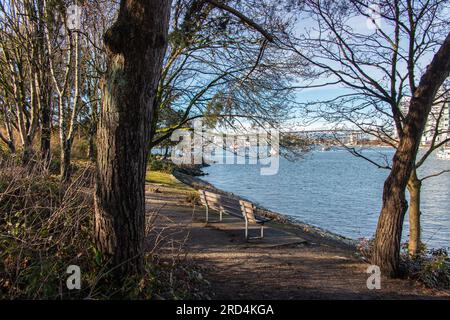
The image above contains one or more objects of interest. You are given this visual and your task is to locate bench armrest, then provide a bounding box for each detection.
[255,215,272,224]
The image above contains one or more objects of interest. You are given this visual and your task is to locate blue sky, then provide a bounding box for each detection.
[283,4,449,131]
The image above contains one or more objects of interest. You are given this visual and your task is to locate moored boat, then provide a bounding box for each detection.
[437,147,450,160]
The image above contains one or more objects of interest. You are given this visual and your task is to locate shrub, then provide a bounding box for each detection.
[0,158,209,299]
[356,237,450,288]
[401,247,450,289]
[0,161,94,298]
[72,138,90,160]
[148,156,177,173]
[356,237,374,262]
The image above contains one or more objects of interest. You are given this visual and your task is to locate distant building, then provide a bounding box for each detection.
[400,92,449,146]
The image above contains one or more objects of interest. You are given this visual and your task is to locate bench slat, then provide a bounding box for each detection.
[240,200,258,223]
[199,189,270,225]
[198,189,271,240]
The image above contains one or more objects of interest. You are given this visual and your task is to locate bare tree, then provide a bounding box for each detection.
[279,0,449,275]
[78,1,114,162]
[43,1,83,181]
[0,0,45,163]
[372,35,450,275]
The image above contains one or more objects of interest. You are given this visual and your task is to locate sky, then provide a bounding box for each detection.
[283,4,449,131]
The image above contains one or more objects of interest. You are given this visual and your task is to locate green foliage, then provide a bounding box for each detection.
[147,156,177,173]
[203,96,224,128]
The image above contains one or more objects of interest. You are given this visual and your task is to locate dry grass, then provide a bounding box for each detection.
[0,157,209,299]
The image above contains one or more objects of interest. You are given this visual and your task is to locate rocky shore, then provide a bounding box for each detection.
[173,168,359,249]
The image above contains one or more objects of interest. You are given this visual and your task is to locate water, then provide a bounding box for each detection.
[201,147,450,249]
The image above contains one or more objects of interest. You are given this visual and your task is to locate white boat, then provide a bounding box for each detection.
[436,148,450,160]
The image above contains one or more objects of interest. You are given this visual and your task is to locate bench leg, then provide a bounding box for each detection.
[245,220,248,240]
[246,223,265,240]
[220,210,223,222]
[205,206,209,223]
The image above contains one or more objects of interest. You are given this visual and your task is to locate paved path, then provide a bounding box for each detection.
[145,181,450,300]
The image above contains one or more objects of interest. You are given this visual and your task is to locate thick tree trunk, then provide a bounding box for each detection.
[407,169,421,256]
[372,33,450,277]
[94,0,171,277]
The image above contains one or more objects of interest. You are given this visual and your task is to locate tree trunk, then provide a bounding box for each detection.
[88,101,97,163]
[0,131,16,154]
[88,128,96,162]
[372,33,450,277]
[21,138,33,165]
[40,96,51,162]
[407,169,421,256]
[163,145,170,159]
[94,0,171,277]
[61,140,72,182]
[38,0,51,162]
[7,141,16,154]
[1,118,16,154]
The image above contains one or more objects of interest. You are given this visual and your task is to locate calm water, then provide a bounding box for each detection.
[201,147,450,249]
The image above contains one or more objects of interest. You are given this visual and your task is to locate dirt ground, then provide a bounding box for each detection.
[145,176,450,300]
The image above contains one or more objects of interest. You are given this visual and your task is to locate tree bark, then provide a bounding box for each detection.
[40,102,51,161]
[88,128,96,162]
[61,139,72,182]
[6,140,16,154]
[38,0,51,162]
[40,70,52,163]
[407,169,421,257]
[372,33,450,277]
[94,0,171,277]
[21,141,33,165]
[0,126,15,154]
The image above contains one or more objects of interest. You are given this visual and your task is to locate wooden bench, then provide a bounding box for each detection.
[198,189,271,240]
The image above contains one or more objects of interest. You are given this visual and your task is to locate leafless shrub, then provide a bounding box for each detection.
[0,157,209,299]
[0,157,94,299]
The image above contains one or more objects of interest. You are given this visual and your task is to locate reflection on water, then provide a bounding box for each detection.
[201,147,450,249]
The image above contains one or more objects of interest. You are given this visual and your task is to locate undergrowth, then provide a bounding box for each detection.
[0,157,209,299]
[357,237,450,289]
